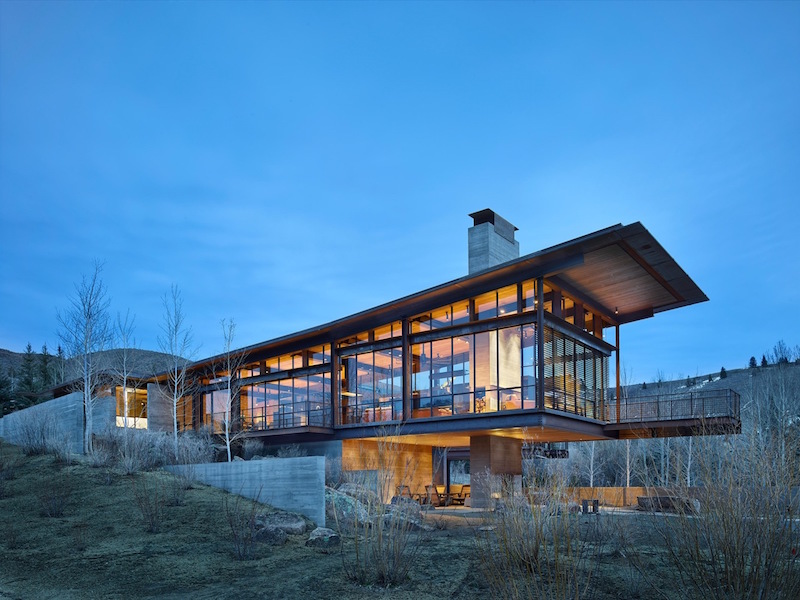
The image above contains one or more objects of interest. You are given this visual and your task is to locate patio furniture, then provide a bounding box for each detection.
[396,485,426,504]
[450,484,470,505]
[426,484,451,507]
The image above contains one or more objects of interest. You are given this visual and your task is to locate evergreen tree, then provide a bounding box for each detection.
[56,344,66,383]
[749,356,757,369]
[20,342,36,393]
[720,366,727,379]
[39,343,52,389]
[761,355,768,367]
[0,370,14,415]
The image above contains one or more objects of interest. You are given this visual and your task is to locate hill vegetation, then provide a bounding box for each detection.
[0,347,174,416]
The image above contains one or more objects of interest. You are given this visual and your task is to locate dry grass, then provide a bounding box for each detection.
[223,490,261,560]
[628,432,800,600]
[334,427,427,587]
[475,472,606,600]
[3,436,795,600]
[131,471,165,533]
[37,473,73,518]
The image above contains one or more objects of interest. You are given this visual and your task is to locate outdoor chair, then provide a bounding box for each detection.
[426,484,451,507]
[450,484,470,505]
[396,485,426,504]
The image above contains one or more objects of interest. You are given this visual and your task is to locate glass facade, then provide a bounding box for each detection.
[340,347,402,424]
[239,373,331,430]
[182,276,611,436]
[543,328,607,419]
[115,387,148,429]
[411,325,536,418]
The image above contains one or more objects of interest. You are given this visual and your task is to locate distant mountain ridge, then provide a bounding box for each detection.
[0,347,176,382]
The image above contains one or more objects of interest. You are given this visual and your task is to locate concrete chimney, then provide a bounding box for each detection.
[468,209,520,274]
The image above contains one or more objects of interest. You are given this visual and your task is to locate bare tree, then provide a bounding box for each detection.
[761,341,800,469]
[57,263,112,454]
[111,310,139,432]
[207,318,248,462]
[157,285,195,462]
[585,441,600,487]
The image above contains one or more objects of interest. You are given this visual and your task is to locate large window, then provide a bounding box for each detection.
[115,387,148,429]
[411,324,536,418]
[340,347,402,424]
[543,327,607,418]
[203,390,229,432]
[240,373,331,430]
[411,279,608,339]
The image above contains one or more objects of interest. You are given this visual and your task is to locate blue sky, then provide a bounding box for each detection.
[1,1,798,383]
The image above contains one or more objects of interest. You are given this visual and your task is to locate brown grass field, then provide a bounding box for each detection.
[1,440,795,600]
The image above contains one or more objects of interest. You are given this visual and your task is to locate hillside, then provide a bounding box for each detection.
[622,362,800,403]
[0,347,176,381]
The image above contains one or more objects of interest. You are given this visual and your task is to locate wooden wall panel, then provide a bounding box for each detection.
[341,439,433,500]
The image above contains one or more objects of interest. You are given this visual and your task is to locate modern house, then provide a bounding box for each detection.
[138,210,739,506]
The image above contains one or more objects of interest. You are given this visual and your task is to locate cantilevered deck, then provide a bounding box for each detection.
[605,388,741,438]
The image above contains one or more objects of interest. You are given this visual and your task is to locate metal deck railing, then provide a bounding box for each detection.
[605,389,741,424]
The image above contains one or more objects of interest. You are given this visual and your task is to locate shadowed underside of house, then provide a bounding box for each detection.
[137,211,739,507]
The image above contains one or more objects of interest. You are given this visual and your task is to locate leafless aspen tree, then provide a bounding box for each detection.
[158,285,195,462]
[57,262,112,455]
[111,310,139,432]
[207,318,247,462]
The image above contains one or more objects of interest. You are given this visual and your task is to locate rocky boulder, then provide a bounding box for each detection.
[336,482,379,507]
[306,526,340,549]
[326,486,371,525]
[256,511,311,535]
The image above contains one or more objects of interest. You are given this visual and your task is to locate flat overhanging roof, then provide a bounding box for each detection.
[192,221,706,368]
[528,221,708,324]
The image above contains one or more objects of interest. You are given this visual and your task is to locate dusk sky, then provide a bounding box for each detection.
[1,1,798,384]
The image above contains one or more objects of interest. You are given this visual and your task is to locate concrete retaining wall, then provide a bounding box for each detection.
[0,393,115,454]
[165,456,326,526]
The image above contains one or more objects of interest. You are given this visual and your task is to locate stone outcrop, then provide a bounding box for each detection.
[325,486,371,525]
[306,527,340,549]
[256,511,311,535]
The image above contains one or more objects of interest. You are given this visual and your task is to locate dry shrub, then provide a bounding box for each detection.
[166,469,194,506]
[15,413,59,456]
[119,431,158,474]
[0,455,20,498]
[635,431,800,600]
[88,446,114,468]
[242,438,265,460]
[99,427,213,475]
[276,444,308,458]
[335,427,425,587]
[223,491,261,560]
[0,455,20,481]
[131,473,164,533]
[177,429,215,465]
[475,471,604,600]
[47,433,74,466]
[38,474,73,518]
